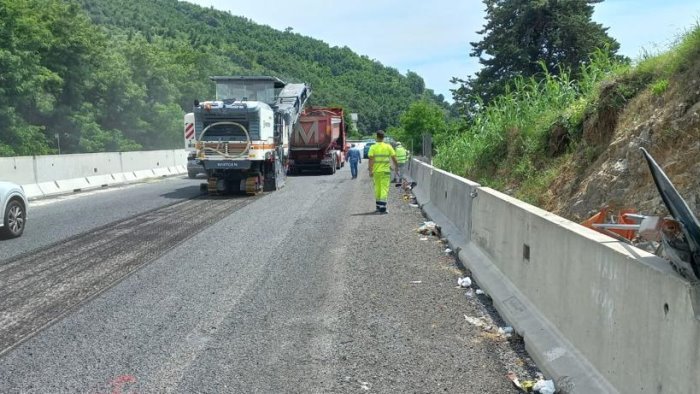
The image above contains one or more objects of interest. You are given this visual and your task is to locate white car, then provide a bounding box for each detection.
[0,181,28,238]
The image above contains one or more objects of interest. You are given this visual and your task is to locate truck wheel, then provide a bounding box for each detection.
[2,199,26,238]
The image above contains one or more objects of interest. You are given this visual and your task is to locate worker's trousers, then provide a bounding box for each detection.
[350,160,359,178]
[373,171,391,212]
[394,162,407,182]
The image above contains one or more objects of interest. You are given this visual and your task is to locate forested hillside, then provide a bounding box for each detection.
[0,0,443,156]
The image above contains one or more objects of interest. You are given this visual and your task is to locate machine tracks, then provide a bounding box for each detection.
[0,195,258,356]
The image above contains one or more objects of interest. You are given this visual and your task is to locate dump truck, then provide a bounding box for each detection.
[288,107,347,175]
[192,76,310,194]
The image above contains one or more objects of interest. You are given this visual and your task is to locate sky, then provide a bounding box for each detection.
[186,0,700,102]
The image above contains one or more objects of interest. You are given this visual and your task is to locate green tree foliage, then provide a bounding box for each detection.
[452,0,621,109]
[0,0,105,155]
[390,100,452,154]
[0,0,442,156]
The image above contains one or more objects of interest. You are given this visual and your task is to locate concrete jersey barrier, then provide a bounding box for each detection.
[408,158,700,393]
[0,150,188,199]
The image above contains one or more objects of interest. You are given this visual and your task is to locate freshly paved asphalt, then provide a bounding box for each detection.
[0,166,533,393]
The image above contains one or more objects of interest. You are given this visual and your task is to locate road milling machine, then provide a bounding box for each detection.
[192,76,310,194]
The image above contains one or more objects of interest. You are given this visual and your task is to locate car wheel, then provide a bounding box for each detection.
[188,171,197,179]
[2,199,26,238]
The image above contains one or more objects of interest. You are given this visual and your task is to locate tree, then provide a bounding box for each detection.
[453,0,621,108]
[392,100,449,154]
[1,0,446,156]
[405,71,425,96]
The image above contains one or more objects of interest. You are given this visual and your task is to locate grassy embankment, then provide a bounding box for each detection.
[434,23,700,206]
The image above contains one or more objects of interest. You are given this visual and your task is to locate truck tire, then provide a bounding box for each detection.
[2,199,26,238]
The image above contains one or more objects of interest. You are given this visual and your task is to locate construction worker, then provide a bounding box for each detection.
[368,130,399,214]
[393,142,409,182]
[347,143,362,179]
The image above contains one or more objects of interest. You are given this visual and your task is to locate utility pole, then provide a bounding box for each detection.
[55,132,61,155]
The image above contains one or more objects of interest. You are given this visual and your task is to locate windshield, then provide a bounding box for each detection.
[216,81,277,104]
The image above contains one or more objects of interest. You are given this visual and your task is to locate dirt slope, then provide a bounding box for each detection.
[544,59,700,222]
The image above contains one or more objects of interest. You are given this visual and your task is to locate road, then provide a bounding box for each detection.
[0,165,532,393]
[0,178,204,262]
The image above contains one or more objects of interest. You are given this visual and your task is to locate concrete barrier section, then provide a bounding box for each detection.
[33,153,123,195]
[133,169,157,180]
[121,151,175,173]
[0,156,43,198]
[409,158,700,393]
[85,174,116,188]
[409,159,479,251]
[428,166,479,240]
[409,158,432,205]
[0,150,188,199]
[469,187,700,393]
[34,153,120,183]
[0,156,36,185]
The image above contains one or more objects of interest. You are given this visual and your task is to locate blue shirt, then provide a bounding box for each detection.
[347,148,362,163]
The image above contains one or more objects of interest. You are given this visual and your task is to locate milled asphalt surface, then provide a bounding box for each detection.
[0,165,537,393]
[0,195,258,357]
[0,176,205,261]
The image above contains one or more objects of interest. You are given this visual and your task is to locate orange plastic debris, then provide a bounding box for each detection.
[581,207,639,241]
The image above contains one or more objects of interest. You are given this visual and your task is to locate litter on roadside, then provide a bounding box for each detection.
[419,236,429,241]
[464,314,491,330]
[475,289,486,295]
[506,371,556,393]
[464,314,516,340]
[498,326,514,337]
[410,280,422,284]
[533,379,555,394]
[507,372,535,392]
[457,276,472,288]
[417,221,441,237]
[444,248,452,255]
[465,288,475,298]
[409,204,419,208]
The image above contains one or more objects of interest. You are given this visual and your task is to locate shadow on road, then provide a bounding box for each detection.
[350,211,380,216]
[159,184,205,199]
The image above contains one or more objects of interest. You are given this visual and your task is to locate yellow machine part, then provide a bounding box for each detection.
[207,177,219,195]
[245,176,261,195]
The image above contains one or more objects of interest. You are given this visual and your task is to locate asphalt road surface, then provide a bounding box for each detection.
[0,177,204,262]
[0,166,535,393]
